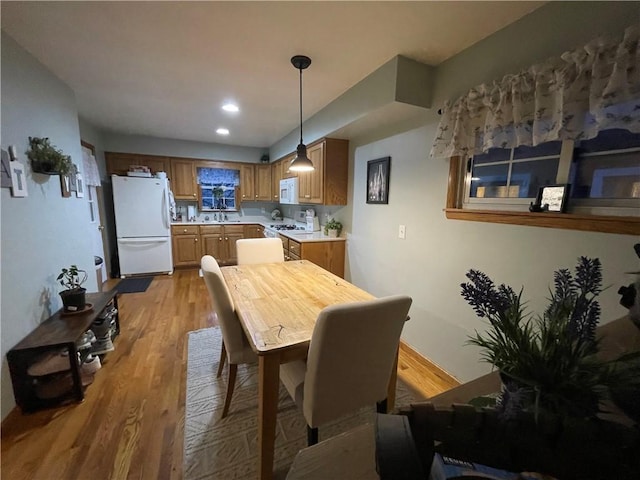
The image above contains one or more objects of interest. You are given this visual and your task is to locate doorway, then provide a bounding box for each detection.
[81,141,109,291]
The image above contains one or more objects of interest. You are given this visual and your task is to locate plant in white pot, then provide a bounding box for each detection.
[324,218,342,238]
[57,265,88,312]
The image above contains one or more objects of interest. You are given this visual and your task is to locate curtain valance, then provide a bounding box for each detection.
[430,24,640,158]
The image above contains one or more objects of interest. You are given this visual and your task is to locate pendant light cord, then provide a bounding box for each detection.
[299,67,303,145]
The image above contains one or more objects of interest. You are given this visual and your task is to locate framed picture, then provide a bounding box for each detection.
[76,173,84,198]
[9,161,28,197]
[1,149,12,188]
[366,156,391,204]
[60,174,71,197]
[533,184,570,213]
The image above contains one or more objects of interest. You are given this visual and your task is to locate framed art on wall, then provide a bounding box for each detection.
[76,173,84,198]
[9,161,28,197]
[366,156,391,204]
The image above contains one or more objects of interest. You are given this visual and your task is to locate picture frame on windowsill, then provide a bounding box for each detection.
[530,184,570,213]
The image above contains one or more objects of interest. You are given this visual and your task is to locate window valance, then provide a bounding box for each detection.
[430,24,640,159]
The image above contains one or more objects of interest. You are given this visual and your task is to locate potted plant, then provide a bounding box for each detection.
[57,264,88,312]
[460,256,639,421]
[26,136,75,175]
[324,218,342,238]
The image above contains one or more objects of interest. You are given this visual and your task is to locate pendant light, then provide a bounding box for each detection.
[289,55,314,172]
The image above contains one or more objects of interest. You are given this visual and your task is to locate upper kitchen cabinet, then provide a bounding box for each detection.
[106,152,170,176]
[297,138,349,205]
[271,161,281,202]
[240,164,254,201]
[281,153,298,179]
[171,159,198,200]
[255,164,272,201]
[240,164,272,202]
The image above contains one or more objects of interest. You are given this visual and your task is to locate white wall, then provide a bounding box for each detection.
[103,132,266,163]
[1,32,97,419]
[344,3,640,382]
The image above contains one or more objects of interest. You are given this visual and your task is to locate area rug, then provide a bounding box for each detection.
[115,276,154,294]
[184,327,422,479]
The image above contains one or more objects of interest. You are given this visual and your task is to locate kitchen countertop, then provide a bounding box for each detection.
[170,219,345,243]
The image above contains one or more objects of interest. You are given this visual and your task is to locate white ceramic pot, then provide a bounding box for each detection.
[327,229,338,238]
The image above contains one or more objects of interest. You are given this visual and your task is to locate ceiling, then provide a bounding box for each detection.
[1,1,545,149]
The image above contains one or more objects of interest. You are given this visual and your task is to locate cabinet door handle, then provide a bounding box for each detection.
[305,194,310,198]
[219,237,222,241]
[183,229,187,233]
[225,237,228,241]
[194,238,198,242]
[255,194,258,198]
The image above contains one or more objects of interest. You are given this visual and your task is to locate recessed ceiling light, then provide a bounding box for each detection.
[216,128,230,135]
[222,103,239,113]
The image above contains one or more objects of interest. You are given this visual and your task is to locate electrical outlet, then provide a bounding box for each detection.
[398,225,406,239]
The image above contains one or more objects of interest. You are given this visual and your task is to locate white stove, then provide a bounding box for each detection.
[264,223,306,238]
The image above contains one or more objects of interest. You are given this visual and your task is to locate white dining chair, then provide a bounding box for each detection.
[201,255,257,418]
[279,294,412,445]
[236,237,285,265]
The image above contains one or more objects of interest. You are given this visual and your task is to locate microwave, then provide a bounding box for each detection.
[279,177,299,204]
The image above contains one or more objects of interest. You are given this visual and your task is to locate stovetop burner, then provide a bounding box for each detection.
[270,224,305,231]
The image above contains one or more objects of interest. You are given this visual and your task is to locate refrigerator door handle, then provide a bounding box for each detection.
[162,188,169,229]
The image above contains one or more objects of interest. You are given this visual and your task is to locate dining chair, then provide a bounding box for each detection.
[279,294,412,446]
[201,255,257,418]
[236,238,285,265]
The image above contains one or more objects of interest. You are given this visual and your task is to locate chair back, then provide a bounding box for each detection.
[236,238,284,265]
[303,295,412,427]
[201,255,247,362]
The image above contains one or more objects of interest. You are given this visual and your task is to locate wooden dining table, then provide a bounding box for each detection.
[221,260,400,480]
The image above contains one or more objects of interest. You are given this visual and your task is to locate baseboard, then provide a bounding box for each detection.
[399,340,460,394]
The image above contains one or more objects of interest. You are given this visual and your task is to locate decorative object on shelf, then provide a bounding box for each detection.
[9,159,28,197]
[26,137,74,175]
[57,264,88,313]
[618,243,640,329]
[289,55,315,172]
[324,218,342,237]
[460,256,640,421]
[367,156,391,204]
[260,154,270,163]
[529,184,570,213]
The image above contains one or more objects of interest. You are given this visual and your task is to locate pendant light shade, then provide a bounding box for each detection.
[289,55,314,172]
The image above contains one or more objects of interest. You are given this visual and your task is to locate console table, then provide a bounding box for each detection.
[7,290,120,413]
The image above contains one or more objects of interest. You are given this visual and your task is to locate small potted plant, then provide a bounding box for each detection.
[324,218,342,238]
[57,265,88,312]
[26,136,75,175]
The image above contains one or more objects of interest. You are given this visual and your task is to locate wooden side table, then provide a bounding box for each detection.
[7,290,120,413]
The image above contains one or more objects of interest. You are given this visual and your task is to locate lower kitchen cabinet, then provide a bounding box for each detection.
[204,225,243,264]
[171,225,201,267]
[244,224,264,238]
[280,234,346,278]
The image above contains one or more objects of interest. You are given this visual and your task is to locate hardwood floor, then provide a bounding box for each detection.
[1,268,459,479]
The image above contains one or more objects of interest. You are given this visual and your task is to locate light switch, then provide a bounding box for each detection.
[398,225,406,239]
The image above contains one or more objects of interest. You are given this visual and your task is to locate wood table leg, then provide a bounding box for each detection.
[258,354,280,480]
[386,346,399,412]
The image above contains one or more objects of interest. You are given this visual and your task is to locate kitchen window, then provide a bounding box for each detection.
[447,129,640,235]
[197,167,240,211]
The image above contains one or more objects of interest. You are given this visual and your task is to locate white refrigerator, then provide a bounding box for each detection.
[112,175,173,277]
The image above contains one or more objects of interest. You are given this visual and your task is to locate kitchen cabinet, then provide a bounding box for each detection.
[200,225,244,265]
[281,154,298,179]
[280,234,346,278]
[244,224,264,238]
[297,138,348,205]
[240,164,272,202]
[255,164,272,201]
[7,291,120,413]
[240,165,255,201]
[171,225,201,266]
[271,162,281,202]
[105,152,170,176]
[171,159,198,200]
